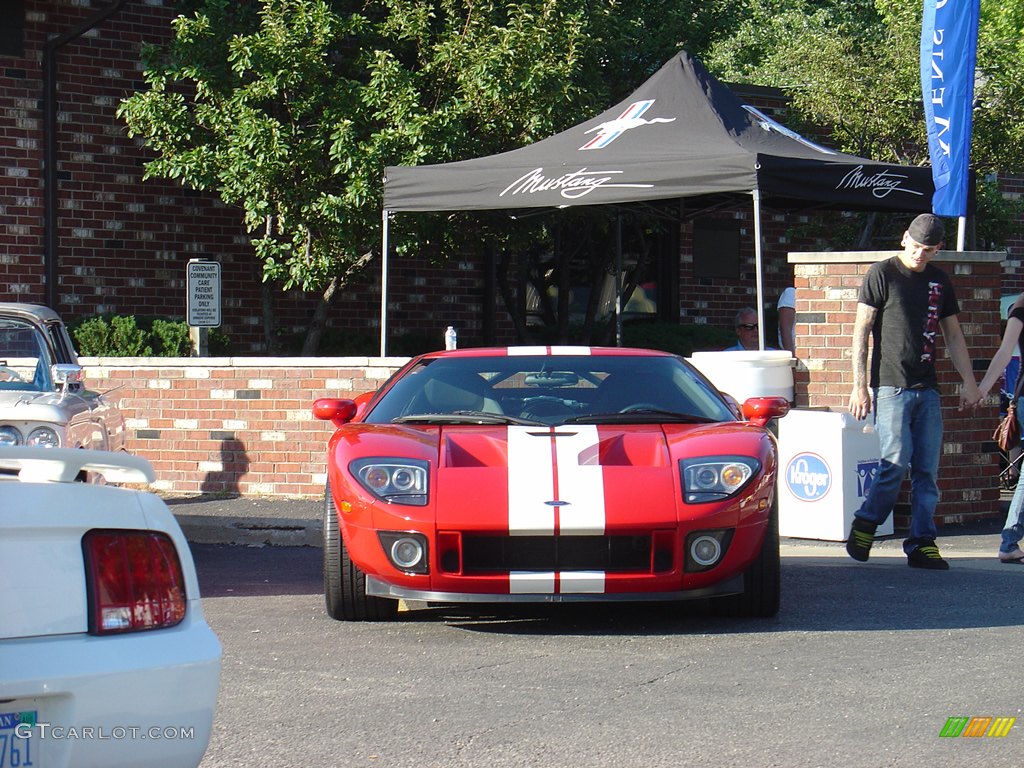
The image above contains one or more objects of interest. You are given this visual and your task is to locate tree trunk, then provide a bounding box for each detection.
[261,281,277,354]
[301,275,340,356]
[299,248,377,356]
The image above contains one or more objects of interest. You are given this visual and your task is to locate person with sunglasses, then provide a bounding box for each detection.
[723,307,767,351]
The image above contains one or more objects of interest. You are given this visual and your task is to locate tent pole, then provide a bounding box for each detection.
[751,189,765,350]
[380,209,389,357]
[616,213,623,346]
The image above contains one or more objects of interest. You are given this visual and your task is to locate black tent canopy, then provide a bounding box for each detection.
[380,51,933,352]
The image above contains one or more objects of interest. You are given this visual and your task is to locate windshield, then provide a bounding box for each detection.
[0,319,52,392]
[366,354,736,426]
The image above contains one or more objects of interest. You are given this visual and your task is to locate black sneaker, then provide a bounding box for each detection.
[846,518,877,562]
[907,542,950,570]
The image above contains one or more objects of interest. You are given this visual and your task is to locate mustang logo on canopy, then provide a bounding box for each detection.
[499,167,653,200]
[579,99,676,150]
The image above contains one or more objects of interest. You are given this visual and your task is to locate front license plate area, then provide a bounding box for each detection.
[0,709,37,767]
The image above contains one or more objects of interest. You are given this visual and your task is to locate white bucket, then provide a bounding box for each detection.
[686,350,795,403]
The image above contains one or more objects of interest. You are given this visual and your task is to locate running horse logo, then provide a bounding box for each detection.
[579,100,675,151]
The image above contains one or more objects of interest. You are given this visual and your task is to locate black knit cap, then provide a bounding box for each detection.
[907,213,945,246]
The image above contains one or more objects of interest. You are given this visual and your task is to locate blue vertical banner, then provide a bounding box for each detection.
[920,0,980,217]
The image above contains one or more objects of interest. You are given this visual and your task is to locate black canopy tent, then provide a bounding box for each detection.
[380,51,933,354]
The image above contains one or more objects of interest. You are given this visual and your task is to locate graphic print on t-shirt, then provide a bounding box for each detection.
[921,281,943,363]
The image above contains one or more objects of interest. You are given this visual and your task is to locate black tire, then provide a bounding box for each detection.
[323,480,398,621]
[712,494,781,618]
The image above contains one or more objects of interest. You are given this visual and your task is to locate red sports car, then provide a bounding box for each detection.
[313,346,789,621]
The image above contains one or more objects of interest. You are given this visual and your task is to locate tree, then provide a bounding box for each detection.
[120,0,747,352]
[120,0,597,353]
[703,0,1024,248]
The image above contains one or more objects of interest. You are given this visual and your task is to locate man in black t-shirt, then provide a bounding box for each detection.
[845,213,980,570]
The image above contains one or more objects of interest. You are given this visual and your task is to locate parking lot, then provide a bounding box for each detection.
[187,510,1023,768]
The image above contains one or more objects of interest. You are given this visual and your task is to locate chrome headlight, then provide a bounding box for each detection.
[0,426,22,447]
[350,458,429,506]
[26,427,60,448]
[681,456,760,503]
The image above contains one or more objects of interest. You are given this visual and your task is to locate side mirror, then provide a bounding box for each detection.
[312,398,358,428]
[52,363,83,393]
[741,397,791,428]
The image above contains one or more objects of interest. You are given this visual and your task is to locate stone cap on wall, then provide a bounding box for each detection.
[788,250,1007,265]
[79,356,413,367]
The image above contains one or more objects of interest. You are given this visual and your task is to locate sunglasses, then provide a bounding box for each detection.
[736,323,758,331]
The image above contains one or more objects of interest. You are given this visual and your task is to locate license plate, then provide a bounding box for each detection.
[0,710,36,767]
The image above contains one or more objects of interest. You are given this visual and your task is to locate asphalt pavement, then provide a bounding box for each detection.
[162,491,1015,564]
[164,494,323,547]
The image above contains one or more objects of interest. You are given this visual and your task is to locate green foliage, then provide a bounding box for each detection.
[705,0,1024,174]
[151,318,193,356]
[703,0,1024,244]
[73,316,153,357]
[118,0,751,295]
[621,322,737,357]
[70,316,233,357]
[975,177,1024,250]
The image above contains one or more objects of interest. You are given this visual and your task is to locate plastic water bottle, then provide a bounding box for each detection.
[444,326,457,351]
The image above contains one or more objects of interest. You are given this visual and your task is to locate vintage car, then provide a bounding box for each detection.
[0,302,125,451]
[0,447,221,768]
[313,346,790,621]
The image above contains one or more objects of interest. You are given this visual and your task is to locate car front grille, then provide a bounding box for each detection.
[459,535,655,574]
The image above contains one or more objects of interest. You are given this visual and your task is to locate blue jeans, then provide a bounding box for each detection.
[854,386,943,554]
[1000,399,1024,554]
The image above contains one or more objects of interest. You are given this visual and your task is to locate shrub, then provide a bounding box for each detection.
[70,315,232,357]
[72,316,152,357]
[622,321,736,357]
[151,318,192,356]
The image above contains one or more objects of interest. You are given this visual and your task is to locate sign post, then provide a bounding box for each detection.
[186,259,221,357]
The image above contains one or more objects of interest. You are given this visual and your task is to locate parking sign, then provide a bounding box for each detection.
[186,260,221,328]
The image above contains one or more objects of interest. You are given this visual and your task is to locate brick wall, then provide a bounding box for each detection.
[789,250,1004,526]
[5,1,1024,353]
[85,357,407,497]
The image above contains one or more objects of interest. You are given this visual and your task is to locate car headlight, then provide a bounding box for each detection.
[681,456,760,503]
[26,427,60,448]
[350,458,429,506]
[0,426,22,447]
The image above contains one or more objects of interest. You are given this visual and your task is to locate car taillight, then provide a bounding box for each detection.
[82,530,187,635]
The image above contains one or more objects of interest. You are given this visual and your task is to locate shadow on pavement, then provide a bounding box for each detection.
[190,543,1024,634]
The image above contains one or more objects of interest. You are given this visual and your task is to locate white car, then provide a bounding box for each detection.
[0,448,221,768]
[0,303,126,452]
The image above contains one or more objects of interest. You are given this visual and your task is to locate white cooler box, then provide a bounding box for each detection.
[687,350,795,403]
[777,408,893,541]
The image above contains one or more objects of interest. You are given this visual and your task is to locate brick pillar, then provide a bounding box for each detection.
[788,250,1005,527]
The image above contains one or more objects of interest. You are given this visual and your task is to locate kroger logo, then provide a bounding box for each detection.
[786,453,832,501]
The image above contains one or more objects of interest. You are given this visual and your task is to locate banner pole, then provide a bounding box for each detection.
[380,209,389,357]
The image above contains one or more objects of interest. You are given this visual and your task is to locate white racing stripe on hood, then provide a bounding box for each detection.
[553,425,605,535]
[549,346,591,355]
[506,346,592,356]
[508,426,555,535]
